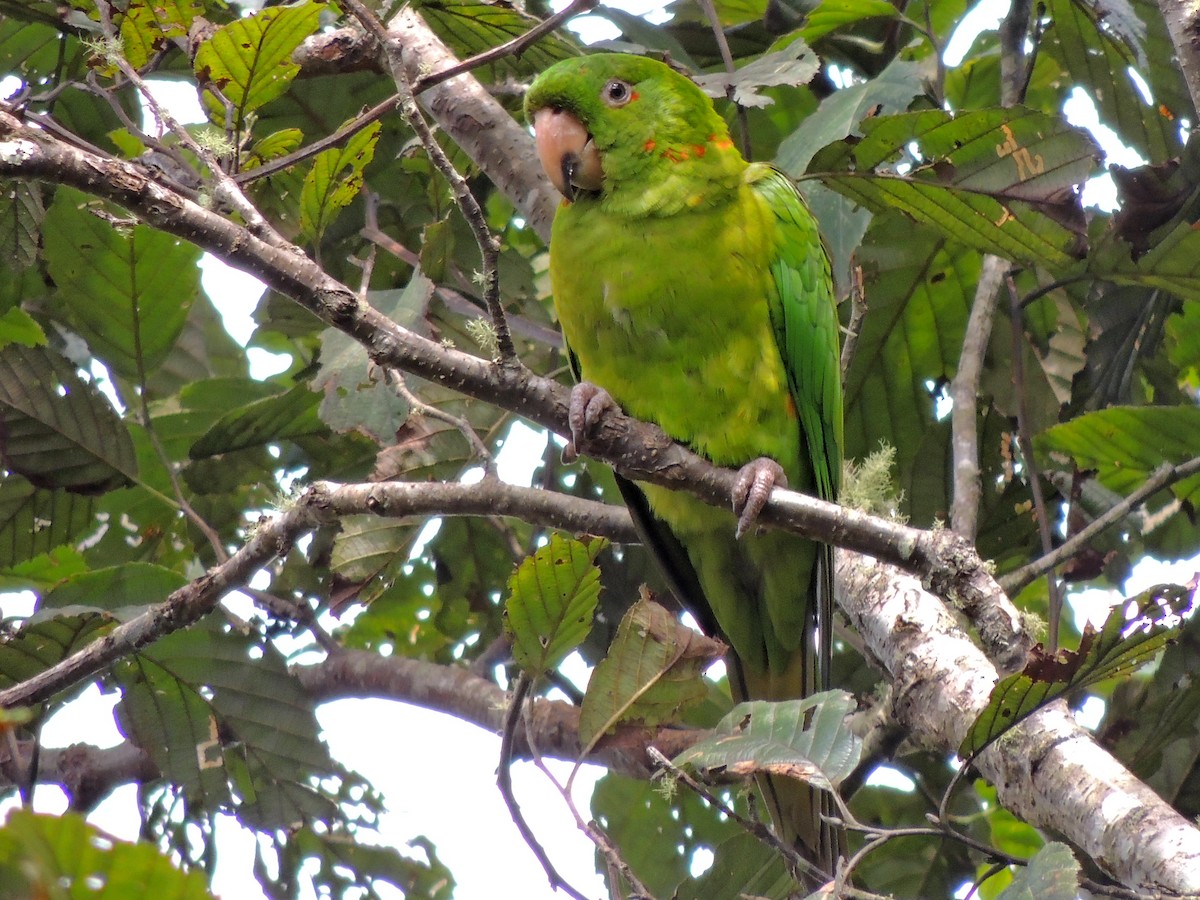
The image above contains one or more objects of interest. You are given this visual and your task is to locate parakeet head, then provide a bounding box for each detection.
[524,53,743,207]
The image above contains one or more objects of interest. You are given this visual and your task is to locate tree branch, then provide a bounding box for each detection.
[1156,0,1200,115]
[838,550,1200,893]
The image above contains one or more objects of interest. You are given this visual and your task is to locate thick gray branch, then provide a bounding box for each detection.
[1157,0,1200,116]
[839,550,1200,893]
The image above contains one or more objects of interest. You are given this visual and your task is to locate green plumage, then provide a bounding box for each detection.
[526,53,843,865]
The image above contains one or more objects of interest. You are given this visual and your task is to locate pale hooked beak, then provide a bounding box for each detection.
[532,107,603,201]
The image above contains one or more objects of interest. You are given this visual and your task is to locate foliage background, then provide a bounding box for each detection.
[0,0,1199,897]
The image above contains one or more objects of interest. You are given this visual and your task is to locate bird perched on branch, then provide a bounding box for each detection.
[525,52,843,874]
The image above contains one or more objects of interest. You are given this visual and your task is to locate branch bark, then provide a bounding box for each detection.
[1157,0,1200,116]
[838,550,1200,893]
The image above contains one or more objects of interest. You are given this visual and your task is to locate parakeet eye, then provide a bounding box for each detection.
[602,79,632,107]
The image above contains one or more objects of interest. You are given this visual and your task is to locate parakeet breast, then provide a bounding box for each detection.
[549,184,803,531]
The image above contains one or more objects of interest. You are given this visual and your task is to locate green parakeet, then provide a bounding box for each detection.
[525,53,843,872]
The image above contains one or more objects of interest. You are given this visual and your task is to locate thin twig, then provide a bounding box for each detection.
[696,0,751,159]
[1007,274,1062,648]
[93,1,285,246]
[389,369,497,473]
[645,746,824,884]
[343,0,516,362]
[840,264,867,379]
[1002,457,1200,595]
[497,674,589,900]
[523,707,652,898]
[410,0,598,95]
[947,254,1005,539]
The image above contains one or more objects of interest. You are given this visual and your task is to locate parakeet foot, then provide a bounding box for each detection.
[565,382,618,461]
[732,457,787,538]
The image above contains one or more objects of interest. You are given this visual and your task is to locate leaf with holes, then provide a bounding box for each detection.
[959,583,1193,758]
[578,596,726,746]
[300,120,380,241]
[193,1,322,128]
[672,691,861,790]
[503,534,607,675]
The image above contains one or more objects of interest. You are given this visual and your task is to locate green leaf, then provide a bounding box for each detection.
[412,0,579,80]
[0,307,47,348]
[331,514,416,585]
[996,842,1080,900]
[40,562,186,621]
[244,127,305,171]
[776,57,926,176]
[503,534,607,675]
[959,583,1192,758]
[578,597,726,746]
[591,772,740,897]
[313,275,434,442]
[0,612,115,694]
[1043,0,1183,164]
[300,120,381,241]
[0,479,96,569]
[1036,406,1200,506]
[673,691,862,790]
[674,831,796,900]
[0,344,137,493]
[814,108,1099,270]
[285,828,455,900]
[43,186,200,378]
[799,0,898,42]
[189,383,325,457]
[0,180,43,272]
[116,626,336,828]
[193,1,323,128]
[0,809,215,899]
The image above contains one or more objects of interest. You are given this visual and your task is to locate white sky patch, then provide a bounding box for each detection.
[556,0,673,44]
[943,0,1009,67]
[1075,695,1107,730]
[864,765,916,792]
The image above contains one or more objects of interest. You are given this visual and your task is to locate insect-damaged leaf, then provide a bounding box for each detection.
[959,583,1194,759]
[579,594,726,747]
[672,691,861,790]
[503,534,607,675]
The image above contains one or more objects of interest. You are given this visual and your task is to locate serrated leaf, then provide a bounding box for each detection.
[578,597,726,746]
[503,534,607,675]
[0,809,215,899]
[1036,405,1200,506]
[313,275,433,442]
[115,626,336,828]
[0,308,46,349]
[996,842,1080,900]
[193,1,323,128]
[0,612,115,693]
[960,583,1193,758]
[412,0,578,80]
[43,187,200,378]
[673,691,861,790]
[0,345,137,494]
[300,120,380,241]
[189,383,325,458]
[695,40,819,108]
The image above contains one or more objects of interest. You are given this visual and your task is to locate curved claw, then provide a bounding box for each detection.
[732,457,787,538]
[566,381,618,460]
